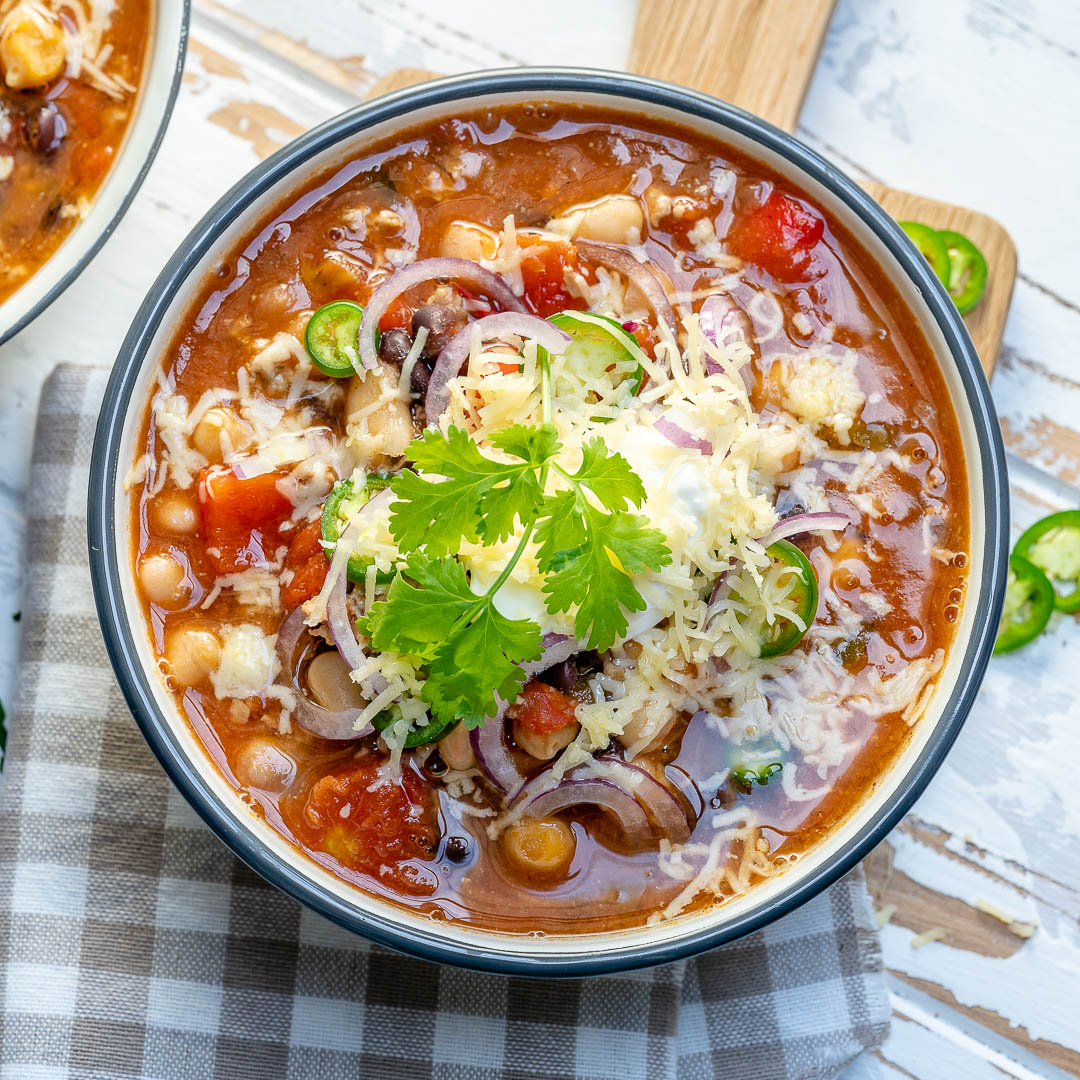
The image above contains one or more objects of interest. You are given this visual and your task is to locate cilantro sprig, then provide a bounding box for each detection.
[362,376,671,728]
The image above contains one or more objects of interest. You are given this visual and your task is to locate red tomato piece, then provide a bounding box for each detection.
[302,759,439,895]
[513,680,579,736]
[728,191,825,282]
[280,519,328,611]
[197,466,294,573]
[519,238,588,318]
[378,296,413,332]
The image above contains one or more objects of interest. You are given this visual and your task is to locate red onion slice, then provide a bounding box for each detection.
[275,608,373,741]
[764,511,850,547]
[700,294,750,349]
[575,240,677,335]
[314,488,393,691]
[469,708,521,793]
[425,311,572,423]
[595,756,692,843]
[357,258,527,374]
[653,416,713,456]
[469,633,577,792]
[521,779,653,848]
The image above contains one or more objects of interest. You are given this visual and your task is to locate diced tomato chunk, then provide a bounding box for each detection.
[302,758,439,895]
[378,296,413,332]
[197,466,294,573]
[280,519,328,610]
[513,680,579,736]
[519,237,589,318]
[728,191,825,282]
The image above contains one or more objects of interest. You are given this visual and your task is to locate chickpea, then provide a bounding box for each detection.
[151,491,199,535]
[440,221,497,261]
[138,552,188,607]
[502,818,576,879]
[512,716,578,762]
[0,4,66,90]
[233,735,296,793]
[192,407,253,464]
[305,650,365,712]
[438,722,475,771]
[164,624,221,687]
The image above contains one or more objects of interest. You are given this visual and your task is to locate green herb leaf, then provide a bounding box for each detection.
[364,553,478,660]
[538,492,670,651]
[568,436,648,511]
[389,424,559,553]
[733,762,782,789]
[425,603,542,728]
[364,552,542,728]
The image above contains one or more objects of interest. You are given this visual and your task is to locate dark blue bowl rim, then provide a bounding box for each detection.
[87,67,1009,978]
[0,0,191,346]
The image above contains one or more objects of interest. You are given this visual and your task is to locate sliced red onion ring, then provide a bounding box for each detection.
[653,416,713,456]
[595,756,692,843]
[764,511,850,547]
[699,294,750,349]
[521,779,653,848]
[275,607,373,741]
[469,633,577,793]
[356,258,527,374]
[425,311,572,423]
[575,240,677,335]
[313,488,393,694]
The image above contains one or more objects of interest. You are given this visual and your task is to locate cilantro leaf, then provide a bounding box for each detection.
[424,604,542,728]
[364,552,543,728]
[364,553,476,660]
[488,423,561,466]
[537,495,671,651]
[389,425,558,553]
[565,437,647,511]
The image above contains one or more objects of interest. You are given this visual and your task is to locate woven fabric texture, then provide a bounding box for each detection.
[0,366,890,1079]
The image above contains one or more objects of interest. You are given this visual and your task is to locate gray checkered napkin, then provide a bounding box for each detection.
[0,365,889,1079]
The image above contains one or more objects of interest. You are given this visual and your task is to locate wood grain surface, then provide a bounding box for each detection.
[628,0,836,133]
[860,183,1016,375]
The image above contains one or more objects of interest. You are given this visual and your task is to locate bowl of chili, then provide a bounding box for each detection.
[0,0,189,344]
[88,69,1009,975]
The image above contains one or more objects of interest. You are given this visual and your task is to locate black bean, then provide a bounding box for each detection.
[444,836,471,863]
[540,658,577,694]
[412,304,462,358]
[423,750,447,778]
[410,356,435,397]
[378,328,413,365]
[25,104,67,156]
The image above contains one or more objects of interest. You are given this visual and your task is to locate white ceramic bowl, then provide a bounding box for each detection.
[88,70,1009,976]
[0,0,188,344]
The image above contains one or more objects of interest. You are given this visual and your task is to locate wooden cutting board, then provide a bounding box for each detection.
[366,0,1014,375]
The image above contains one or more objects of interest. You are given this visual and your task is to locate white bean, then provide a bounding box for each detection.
[549,196,645,246]
[306,650,365,712]
[233,735,295,792]
[438,722,475,771]
[346,366,413,466]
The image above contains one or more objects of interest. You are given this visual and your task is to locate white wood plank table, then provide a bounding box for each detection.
[1,2,1078,1075]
